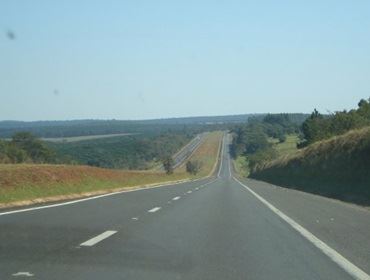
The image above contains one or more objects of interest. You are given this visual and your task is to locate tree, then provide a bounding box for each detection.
[11,132,55,163]
[301,109,330,144]
[162,157,174,174]
[186,160,202,175]
[6,145,28,163]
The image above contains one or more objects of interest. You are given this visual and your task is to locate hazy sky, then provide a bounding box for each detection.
[1,0,370,121]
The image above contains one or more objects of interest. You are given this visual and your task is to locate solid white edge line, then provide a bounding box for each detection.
[227,135,232,178]
[233,176,370,280]
[0,177,212,217]
[148,207,161,213]
[217,133,225,178]
[80,230,117,247]
[172,196,181,200]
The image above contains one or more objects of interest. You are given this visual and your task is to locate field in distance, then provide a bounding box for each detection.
[41,133,138,143]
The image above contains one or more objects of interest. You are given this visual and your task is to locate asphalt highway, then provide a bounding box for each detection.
[0,134,369,279]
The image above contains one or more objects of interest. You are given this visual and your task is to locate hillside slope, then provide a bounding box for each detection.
[250,127,370,205]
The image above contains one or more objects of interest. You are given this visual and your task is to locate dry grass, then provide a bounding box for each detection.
[0,164,188,204]
[176,131,223,177]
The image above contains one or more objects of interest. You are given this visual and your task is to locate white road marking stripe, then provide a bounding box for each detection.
[195,187,199,190]
[148,207,161,213]
[233,177,370,280]
[12,272,34,277]
[217,133,226,177]
[131,217,138,220]
[227,136,232,178]
[172,196,181,201]
[80,230,117,247]
[187,191,192,194]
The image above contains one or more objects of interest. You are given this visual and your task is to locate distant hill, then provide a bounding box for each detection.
[0,114,261,138]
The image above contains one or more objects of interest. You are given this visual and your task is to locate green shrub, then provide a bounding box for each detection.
[186,160,202,175]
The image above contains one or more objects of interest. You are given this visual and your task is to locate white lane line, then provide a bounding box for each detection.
[148,207,161,213]
[172,196,181,201]
[187,190,192,194]
[217,133,225,178]
[12,272,34,277]
[195,187,199,190]
[227,137,232,178]
[131,217,139,220]
[233,177,370,280]
[80,230,117,247]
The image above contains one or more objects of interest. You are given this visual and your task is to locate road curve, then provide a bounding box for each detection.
[0,134,369,279]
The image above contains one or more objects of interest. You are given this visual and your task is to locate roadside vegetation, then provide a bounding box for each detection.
[0,165,187,205]
[0,131,223,206]
[251,127,370,205]
[232,98,370,205]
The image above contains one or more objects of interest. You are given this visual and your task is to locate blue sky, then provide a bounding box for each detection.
[1,0,369,121]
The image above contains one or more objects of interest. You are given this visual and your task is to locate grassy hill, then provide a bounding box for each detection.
[250,127,370,205]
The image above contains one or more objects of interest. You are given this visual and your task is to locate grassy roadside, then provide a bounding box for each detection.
[0,131,223,206]
[250,127,370,206]
[233,156,249,177]
[274,134,299,156]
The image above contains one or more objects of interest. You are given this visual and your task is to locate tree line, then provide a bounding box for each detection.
[230,113,306,170]
[300,98,370,146]
[0,132,55,163]
[231,98,370,172]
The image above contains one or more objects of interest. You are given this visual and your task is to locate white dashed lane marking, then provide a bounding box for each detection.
[80,230,117,247]
[173,196,181,201]
[148,207,161,213]
[12,272,34,277]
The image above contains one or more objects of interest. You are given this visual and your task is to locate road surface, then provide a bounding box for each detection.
[0,134,369,279]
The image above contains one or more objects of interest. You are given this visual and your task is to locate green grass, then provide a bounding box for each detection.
[234,134,299,178]
[233,156,249,177]
[0,172,189,204]
[274,134,299,156]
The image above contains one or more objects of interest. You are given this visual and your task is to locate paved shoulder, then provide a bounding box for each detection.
[239,177,370,276]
